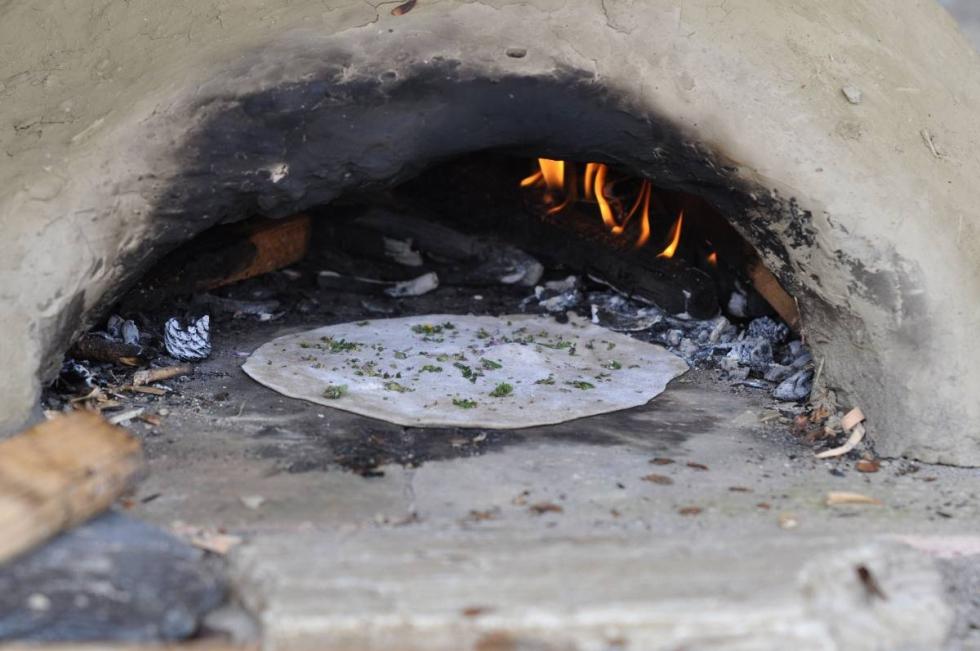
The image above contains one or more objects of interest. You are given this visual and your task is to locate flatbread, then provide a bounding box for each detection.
[242,314,688,429]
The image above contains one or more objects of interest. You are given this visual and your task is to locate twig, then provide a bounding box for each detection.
[133,363,193,386]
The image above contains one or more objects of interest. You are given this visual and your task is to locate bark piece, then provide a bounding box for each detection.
[0,411,143,565]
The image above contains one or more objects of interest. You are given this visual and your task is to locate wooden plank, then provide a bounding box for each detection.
[0,411,143,565]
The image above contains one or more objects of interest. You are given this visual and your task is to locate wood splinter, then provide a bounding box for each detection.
[815,407,866,459]
[132,364,193,387]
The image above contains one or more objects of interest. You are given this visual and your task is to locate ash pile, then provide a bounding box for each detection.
[526,276,812,402]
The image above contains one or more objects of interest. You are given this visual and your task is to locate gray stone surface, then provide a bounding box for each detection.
[1,0,980,464]
[0,513,226,642]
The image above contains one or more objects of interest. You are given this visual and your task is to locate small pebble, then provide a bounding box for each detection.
[842,85,863,105]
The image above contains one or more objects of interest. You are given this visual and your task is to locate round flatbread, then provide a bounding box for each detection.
[242,313,688,429]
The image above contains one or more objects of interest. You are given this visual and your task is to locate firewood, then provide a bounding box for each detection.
[69,334,143,365]
[0,411,143,565]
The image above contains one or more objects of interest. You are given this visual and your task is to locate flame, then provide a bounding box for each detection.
[520,159,677,253]
[657,210,684,259]
[520,170,543,188]
[583,163,600,200]
[707,251,718,266]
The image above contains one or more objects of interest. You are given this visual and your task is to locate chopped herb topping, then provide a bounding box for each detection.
[437,352,466,363]
[322,384,348,399]
[420,365,443,373]
[384,381,413,393]
[411,323,444,335]
[320,336,361,353]
[394,350,409,360]
[535,375,556,385]
[476,328,492,339]
[453,398,478,409]
[566,380,595,390]
[442,321,456,330]
[480,358,502,370]
[604,360,622,370]
[356,320,370,326]
[454,362,482,383]
[489,382,514,397]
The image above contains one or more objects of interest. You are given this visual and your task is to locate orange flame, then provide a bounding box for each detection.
[707,251,718,266]
[657,210,684,259]
[520,159,671,252]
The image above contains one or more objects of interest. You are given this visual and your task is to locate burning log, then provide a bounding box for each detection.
[507,206,719,318]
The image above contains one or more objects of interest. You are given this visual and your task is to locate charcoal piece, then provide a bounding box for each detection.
[727,338,774,371]
[780,340,805,365]
[164,315,211,362]
[106,314,125,340]
[121,319,140,346]
[69,333,143,364]
[57,359,95,392]
[791,351,814,369]
[0,512,226,642]
[586,292,664,332]
[747,316,789,345]
[773,369,814,401]
[764,364,794,383]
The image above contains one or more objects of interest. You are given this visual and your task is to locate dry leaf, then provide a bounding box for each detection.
[649,457,675,465]
[825,491,882,506]
[462,606,493,618]
[191,533,243,555]
[641,473,674,485]
[529,502,563,515]
[856,459,880,473]
[686,462,709,471]
[757,502,771,510]
[856,565,887,600]
[467,508,499,522]
[391,0,416,16]
[678,506,702,516]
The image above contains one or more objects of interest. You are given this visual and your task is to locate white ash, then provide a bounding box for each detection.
[164,315,212,362]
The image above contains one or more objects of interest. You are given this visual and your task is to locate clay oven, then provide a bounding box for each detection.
[1,0,979,465]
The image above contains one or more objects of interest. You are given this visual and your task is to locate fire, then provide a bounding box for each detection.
[657,210,684,259]
[521,158,685,255]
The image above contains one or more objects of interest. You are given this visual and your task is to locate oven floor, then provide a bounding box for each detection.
[126,315,980,649]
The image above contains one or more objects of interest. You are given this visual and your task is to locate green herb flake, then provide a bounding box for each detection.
[394,350,409,360]
[384,381,413,393]
[442,321,456,330]
[322,384,348,399]
[604,360,622,370]
[320,336,361,353]
[453,362,482,383]
[566,380,595,390]
[489,382,514,398]
[480,358,502,370]
[411,323,443,335]
[452,398,478,409]
[535,375,556,385]
[420,365,443,373]
[476,328,492,340]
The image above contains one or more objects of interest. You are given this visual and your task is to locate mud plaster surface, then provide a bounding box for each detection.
[3,0,980,462]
